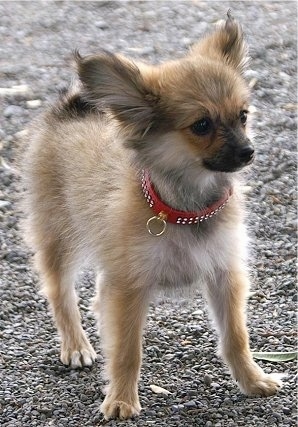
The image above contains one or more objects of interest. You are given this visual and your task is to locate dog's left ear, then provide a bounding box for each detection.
[189,11,249,73]
[76,51,162,136]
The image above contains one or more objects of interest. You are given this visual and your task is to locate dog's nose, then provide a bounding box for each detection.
[239,145,255,163]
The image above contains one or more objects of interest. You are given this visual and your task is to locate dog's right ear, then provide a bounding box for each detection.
[189,11,249,74]
[76,51,161,136]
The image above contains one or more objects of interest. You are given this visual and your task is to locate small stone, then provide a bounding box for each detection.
[192,309,204,317]
[0,84,29,96]
[0,200,11,209]
[38,406,53,415]
[272,412,282,421]
[187,389,198,397]
[223,397,233,405]
[204,374,212,386]
[144,410,156,417]
[150,384,171,395]
[184,400,197,408]
[26,99,42,108]
[4,105,25,118]
[95,20,108,29]
[211,382,221,389]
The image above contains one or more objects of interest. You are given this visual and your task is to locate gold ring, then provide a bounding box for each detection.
[146,215,167,236]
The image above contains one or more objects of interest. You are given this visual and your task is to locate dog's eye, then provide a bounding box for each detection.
[190,118,212,136]
[240,110,248,125]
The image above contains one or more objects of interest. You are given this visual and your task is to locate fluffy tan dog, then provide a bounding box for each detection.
[23,12,282,420]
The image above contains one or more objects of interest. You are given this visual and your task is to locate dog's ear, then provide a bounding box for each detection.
[76,51,161,135]
[189,11,248,73]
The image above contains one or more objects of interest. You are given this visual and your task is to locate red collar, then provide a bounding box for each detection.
[141,169,232,226]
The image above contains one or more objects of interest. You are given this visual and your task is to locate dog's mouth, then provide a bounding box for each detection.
[203,145,255,173]
[244,153,255,166]
[204,157,254,173]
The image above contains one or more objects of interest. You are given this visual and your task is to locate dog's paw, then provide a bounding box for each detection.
[60,341,97,368]
[100,395,141,420]
[238,369,283,397]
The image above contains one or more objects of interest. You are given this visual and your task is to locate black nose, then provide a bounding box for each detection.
[239,145,255,163]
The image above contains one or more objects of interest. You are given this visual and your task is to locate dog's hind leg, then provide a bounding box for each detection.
[206,269,282,397]
[94,276,151,420]
[35,245,96,368]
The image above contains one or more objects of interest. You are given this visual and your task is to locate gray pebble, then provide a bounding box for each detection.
[3,105,25,118]
[184,400,197,408]
[204,374,212,386]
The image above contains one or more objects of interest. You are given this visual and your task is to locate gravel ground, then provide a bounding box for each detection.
[0,1,297,426]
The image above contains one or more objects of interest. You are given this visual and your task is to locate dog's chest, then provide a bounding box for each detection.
[144,226,227,290]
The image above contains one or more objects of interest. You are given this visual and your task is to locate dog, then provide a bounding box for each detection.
[22,11,282,420]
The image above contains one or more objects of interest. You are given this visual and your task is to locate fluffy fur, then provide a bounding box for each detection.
[22,13,282,420]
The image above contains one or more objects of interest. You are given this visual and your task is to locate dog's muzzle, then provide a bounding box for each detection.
[238,144,255,164]
[204,131,255,173]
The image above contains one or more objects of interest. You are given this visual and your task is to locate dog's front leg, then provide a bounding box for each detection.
[95,281,151,420]
[206,269,282,396]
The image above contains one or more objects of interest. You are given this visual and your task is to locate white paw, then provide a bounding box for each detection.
[239,369,284,397]
[101,394,141,420]
[60,341,97,368]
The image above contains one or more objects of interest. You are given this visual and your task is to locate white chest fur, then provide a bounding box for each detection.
[136,220,249,293]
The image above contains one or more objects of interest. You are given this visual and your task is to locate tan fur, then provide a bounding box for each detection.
[22,13,282,420]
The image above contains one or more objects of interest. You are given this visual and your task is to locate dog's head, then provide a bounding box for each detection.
[77,12,253,176]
